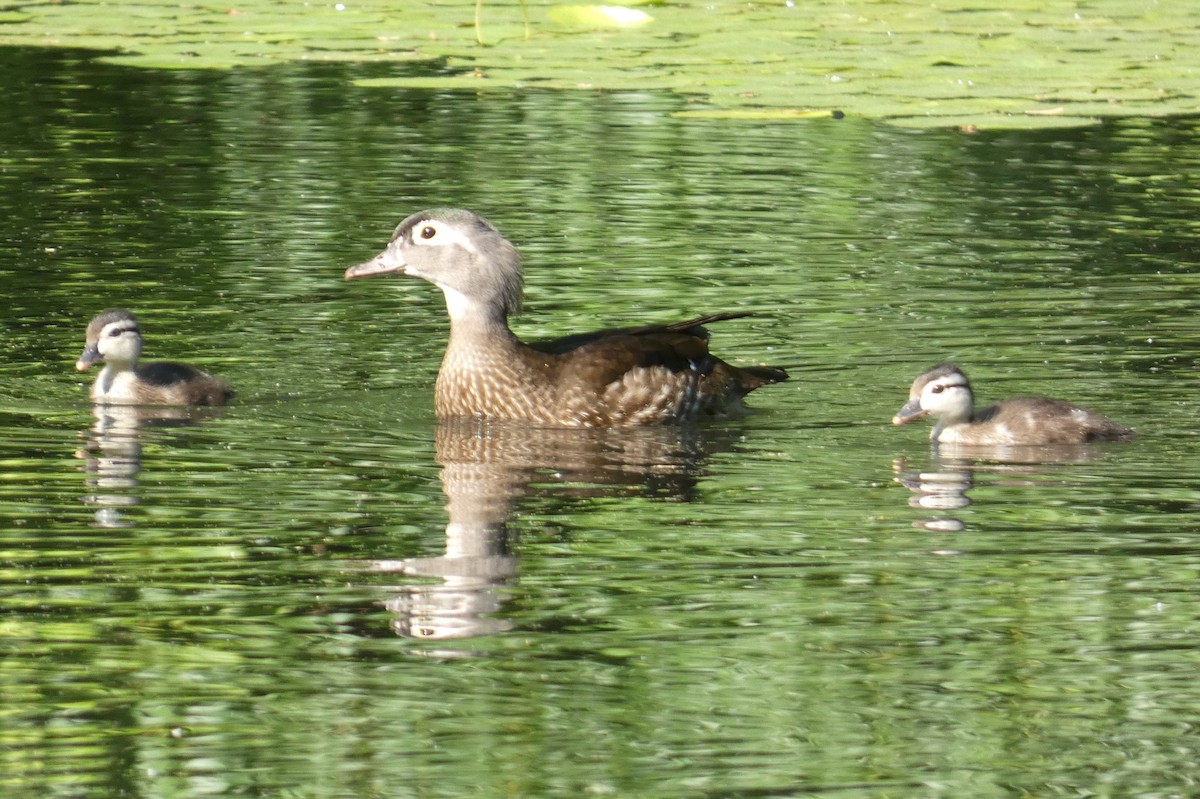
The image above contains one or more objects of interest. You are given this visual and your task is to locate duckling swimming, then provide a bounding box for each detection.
[893,363,1132,446]
[76,309,233,406]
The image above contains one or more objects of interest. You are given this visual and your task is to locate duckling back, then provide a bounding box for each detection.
[962,396,1133,445]
[134,361,234,406]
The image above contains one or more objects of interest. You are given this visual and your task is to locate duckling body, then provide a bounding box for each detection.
[76,309,233,406]
[345,209,786,427]
[893,363,1132,446]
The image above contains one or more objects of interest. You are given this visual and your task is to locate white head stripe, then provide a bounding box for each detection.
[413,220,479,256]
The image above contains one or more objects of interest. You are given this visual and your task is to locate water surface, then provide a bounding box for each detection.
[1,47,1199,798]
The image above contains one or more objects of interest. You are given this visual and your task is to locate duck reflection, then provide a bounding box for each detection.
[78,404,222,528]
[361,418,735,641]
[894,442,1119,533]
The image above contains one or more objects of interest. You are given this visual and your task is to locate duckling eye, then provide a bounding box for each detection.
[931,384,945,394]
[419,225,437,240]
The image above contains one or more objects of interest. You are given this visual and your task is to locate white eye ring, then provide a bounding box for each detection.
[410,221,479,255]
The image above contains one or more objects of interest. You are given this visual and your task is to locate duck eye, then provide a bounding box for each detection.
[931,384,944,394]
[108,328,122,337]
[419,225,437,240]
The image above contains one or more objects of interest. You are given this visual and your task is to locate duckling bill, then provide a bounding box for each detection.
[76,309,233,406]
[345,208,787,427]
[893,363,1132,446]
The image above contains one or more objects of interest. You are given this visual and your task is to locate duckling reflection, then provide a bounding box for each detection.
[892,456,973,533]
[358,418,729,641]
[78,404,224,528]
[893,440,1124,533]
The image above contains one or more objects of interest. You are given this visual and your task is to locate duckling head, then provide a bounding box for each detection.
[893,363,974,428]
[76,308,143,372]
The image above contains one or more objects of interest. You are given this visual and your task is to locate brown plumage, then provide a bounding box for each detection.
[345,209,786,427]
[893,363,1133,446]
[75,309,234,406]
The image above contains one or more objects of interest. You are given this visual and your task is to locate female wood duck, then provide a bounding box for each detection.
[75,309,234,406]
[893,363,1133,445]
[344,208,787,427]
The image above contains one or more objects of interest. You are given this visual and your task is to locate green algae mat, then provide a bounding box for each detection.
[2,0,1197,129]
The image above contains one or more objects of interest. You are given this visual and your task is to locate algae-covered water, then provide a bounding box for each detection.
[1,0,1198,127]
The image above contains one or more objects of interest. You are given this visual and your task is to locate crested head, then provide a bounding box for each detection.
[77,308,142,371]
[346,208,524,322]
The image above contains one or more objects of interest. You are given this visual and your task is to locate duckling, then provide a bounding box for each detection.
[75,309,233,406]
[892,363,1132,446]
[345,208,787,427]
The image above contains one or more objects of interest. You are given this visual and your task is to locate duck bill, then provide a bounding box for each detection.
[892,399,927,426]
[344,249,406,280]
[75,344,100,372]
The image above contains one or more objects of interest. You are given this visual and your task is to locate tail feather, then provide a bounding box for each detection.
[739,364,789,391]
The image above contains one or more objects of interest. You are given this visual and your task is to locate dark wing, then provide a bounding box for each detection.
[528,312,753,356]
[137,361,235,406]
[539,313,786,394]
[137,361,209,387]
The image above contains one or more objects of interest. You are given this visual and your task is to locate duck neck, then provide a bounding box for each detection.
[442,287,520,352]
[435,287,545,421]
[439,288,528,401]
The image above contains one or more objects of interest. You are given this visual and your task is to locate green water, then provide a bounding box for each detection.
[2,47,1199,797]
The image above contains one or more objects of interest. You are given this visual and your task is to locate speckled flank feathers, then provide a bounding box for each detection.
[345,209,787,428]
[893,363,1132,446]
[76,308,234,406]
